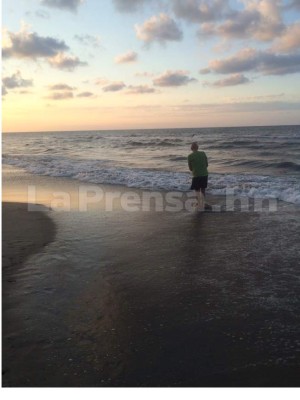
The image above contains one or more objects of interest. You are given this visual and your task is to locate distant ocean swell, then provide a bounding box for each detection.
[3,155,300,205]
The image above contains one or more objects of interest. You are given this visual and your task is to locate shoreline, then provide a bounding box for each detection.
[2,202,57,385]
[2,163,300,209]
[3,165,297,215]
[2,202,56,273]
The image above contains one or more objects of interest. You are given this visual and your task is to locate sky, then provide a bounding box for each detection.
[2,0,300,132]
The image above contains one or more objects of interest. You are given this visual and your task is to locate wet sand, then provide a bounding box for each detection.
[2,202,56,271]
[2,168,300,387]
[2,202,56,385]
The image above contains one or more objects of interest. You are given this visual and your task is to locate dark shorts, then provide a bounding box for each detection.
[190,176,208,191]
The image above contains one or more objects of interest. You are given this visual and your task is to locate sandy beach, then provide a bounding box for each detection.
[2,166,300,387]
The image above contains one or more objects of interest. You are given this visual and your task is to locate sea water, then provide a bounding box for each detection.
[2,125,300,205]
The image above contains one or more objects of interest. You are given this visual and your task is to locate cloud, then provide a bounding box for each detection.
[125,85,156,94]
[2,86,8,96]
[74,34,101,48]
[46,82,78,99]
[35,10,50,18]
[153,70,197,86]
[47,91,74,100]
[2,71,33,89]
[285,0,300,10]
[207,48,258,74]
[203,73,250,87]
[2,24,86,71]
[102,82,126,92]
[272,22,300,52]
[2,25,68,59]
[172,0,231,23]
[19,90,32,95]
[48,52,87,70]
[77,91,95,97]
[229,93,285,102]
[259,52,300,75]
[112,0,148,12]
[95,77,110,86]
[169,100,300,114]
[135,13,183,44]
[135,71,155,77]
[48,83,75,90]
[115,51,138,64]
[199,67,211,74]
[198,0,284,42]
[41,0,84,12]
[206,48,300,75]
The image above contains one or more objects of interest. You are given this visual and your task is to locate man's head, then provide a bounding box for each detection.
[191,142,198,152]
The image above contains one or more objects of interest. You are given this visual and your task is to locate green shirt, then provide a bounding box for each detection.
[188,151,208,177]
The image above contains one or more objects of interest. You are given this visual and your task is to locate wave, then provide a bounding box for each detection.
[169,156,187,161]
[206,140,300,151]
[206,143,265,150]
[126,138,183,147]
[3,154,300,205]
[275,162,300,172]
[204,159,300,174]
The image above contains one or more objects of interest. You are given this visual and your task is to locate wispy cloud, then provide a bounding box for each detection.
[48,52,87,70]
[102,81,126,92]
[46,91,74,100]
[199,67,211,74]
[77,91,95,97]
[115,51,138,64]
[48,83,75,90]
[19,90,32,95]
[203,73,250,87]
[135,13,183,45]
[95,77,110,86]
[135,71,155,78]
[153,70,197,86]
[25,9,50,19]
[168,100,300,114]
[125,85,156,94]
[41,0,84,12]
[74,34,101,48]
[228,93,285,102]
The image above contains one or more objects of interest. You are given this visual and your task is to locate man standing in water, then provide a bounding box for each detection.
[188,142,208,211]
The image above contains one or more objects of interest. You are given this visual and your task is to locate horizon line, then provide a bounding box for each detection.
[3,123,300,134]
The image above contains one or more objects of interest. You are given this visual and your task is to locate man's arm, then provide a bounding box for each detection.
[205,154,208,167]
[188,157,193,172]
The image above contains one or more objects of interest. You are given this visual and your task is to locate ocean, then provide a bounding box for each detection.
[2,125,300,205]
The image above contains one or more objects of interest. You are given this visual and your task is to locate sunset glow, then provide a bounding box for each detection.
[2,0,300,132]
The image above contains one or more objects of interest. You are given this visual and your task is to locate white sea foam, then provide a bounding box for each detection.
[3,154,300,205]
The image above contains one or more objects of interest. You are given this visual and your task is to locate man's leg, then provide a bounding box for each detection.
[196,190,204,211]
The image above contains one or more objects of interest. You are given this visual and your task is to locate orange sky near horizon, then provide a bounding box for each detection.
[3,0,300,132]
